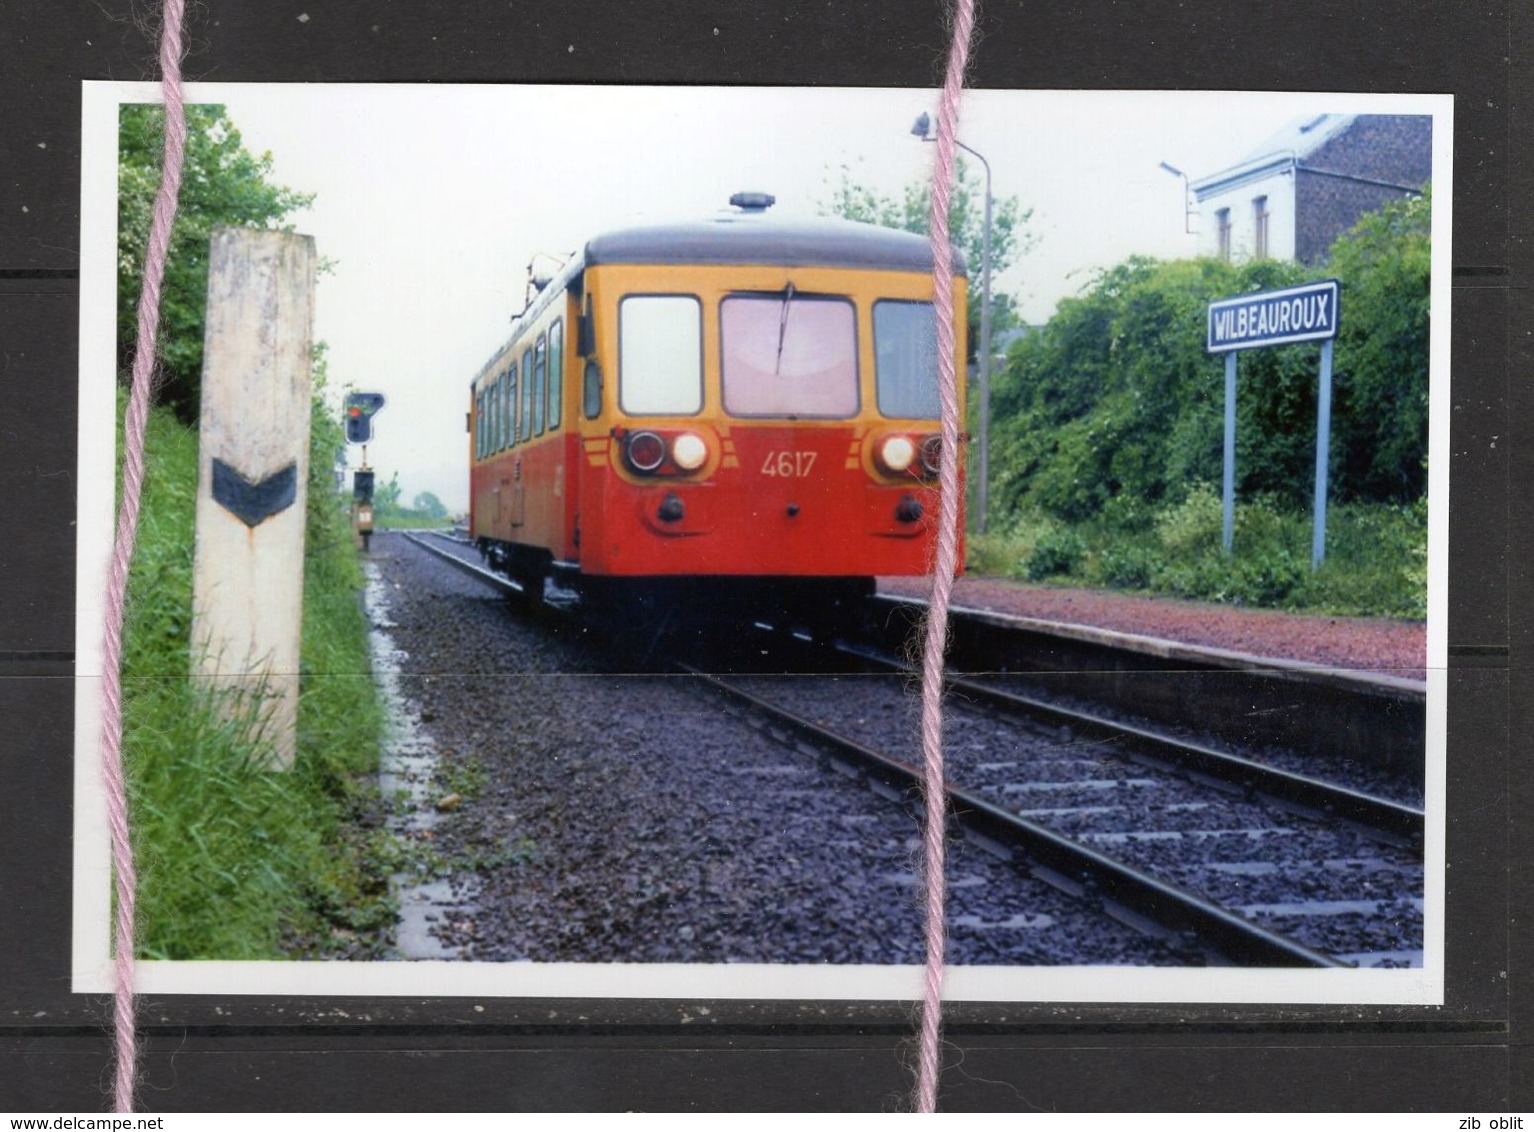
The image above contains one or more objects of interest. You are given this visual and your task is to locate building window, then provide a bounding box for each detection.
[1216,208,1232,262]
[1253,196,1270,259]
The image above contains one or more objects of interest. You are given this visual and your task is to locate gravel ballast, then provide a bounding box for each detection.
[367,534,1179,967]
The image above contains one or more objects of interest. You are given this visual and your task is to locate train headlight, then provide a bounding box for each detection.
[626,430,667,473]
[877,435,917,474]
[920,434,942,477]
[671,432,708,471]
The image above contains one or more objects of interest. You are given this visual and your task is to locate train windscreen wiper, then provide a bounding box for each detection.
[774,281,796,377]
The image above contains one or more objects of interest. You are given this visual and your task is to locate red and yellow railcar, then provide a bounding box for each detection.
[468,193,966,622]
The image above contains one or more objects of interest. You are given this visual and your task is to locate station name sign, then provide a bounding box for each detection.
[1207,280,1340,353]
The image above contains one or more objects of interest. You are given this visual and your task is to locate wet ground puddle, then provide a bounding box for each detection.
[364,561,480,959]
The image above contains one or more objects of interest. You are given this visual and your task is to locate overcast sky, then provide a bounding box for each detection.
[97,84,1439,511]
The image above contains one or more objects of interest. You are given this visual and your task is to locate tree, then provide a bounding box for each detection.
[1325,185,1431,501]
[820,161,1034,355]
[118,104,314,423]
[412,492,448,521]
[373,473,403,519]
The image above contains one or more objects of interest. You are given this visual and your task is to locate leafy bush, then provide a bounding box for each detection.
[1154,540,1305,608]
[1154,481,1225,558]
[1025,526,1087,581]
[1097,542,1156,589]
[974,491,1425,618]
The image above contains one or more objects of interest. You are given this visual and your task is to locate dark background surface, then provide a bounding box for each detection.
[1,0,1524,1112]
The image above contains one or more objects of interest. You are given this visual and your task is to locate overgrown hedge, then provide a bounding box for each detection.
[989,188,1431,528]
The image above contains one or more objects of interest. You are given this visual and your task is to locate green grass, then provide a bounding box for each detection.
[374,511,451,530]
[971,484,1427,620]
[120,394,395,959]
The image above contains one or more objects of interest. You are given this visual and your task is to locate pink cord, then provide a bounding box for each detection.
[99,0,188,1112]
[914,0,978,1113]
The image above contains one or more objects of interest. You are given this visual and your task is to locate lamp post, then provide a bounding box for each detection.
[912,111,993,534]
[1158,160,1196,234]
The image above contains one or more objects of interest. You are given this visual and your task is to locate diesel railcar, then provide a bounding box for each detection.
[468,192,966,624]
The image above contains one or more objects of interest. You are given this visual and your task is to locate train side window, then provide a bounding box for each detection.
[873,300,941,419]
[500,373,510,450]
[490,377,502,453]
[491,371,502,451]
[619,295,703,415]
[512,363,524,447]
[547,319,563,430]
[500,374,512,451]
[583,360,602,418]
[520,346,535,441]
[475,391,486,459]
[533,333,547,436]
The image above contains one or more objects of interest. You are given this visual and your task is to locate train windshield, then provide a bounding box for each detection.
[873,300,940,419]
[720,292,857,418]
[619,295,704,415]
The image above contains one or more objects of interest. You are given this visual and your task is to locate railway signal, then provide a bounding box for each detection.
[352,467,376,550]
[343,393,385,550]
[344,391,387,444]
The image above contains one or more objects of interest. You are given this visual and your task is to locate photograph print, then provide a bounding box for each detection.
[75,83,1449,1004]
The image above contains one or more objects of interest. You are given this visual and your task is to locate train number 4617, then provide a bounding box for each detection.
[760,450,817,477]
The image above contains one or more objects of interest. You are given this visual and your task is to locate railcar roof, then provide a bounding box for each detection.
[583,212,968,275]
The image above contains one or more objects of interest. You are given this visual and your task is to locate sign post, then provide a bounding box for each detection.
[191,228,317,769]
[1206,280,1340,567]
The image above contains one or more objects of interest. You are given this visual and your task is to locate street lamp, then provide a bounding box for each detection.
[912,110,993,535]
[1158,160,1197,234]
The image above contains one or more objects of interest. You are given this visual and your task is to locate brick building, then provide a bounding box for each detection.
[1189,114,1431,265]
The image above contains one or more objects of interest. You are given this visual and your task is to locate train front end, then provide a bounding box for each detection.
[571,202,967,617]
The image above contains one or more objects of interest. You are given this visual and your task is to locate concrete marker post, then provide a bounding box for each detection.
[190,228,317,769]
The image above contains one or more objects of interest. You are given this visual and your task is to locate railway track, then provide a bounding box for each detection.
[686,666,1342,968]
[398,529,1424,968]
[835,640,1424,843]
[382,532,1179,966]
[701,665,1422,968]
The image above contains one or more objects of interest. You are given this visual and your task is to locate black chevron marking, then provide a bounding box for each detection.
[211,457,298,528]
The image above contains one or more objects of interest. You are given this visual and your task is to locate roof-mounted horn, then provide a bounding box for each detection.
[729,191,776,212]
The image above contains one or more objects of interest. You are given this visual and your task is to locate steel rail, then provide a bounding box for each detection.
[683,665,1347,969]
[953,672,1423,846]
[834,639,1423,850]
[401,530,531,599]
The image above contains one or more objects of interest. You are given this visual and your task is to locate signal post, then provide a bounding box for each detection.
[345,392,386,551]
